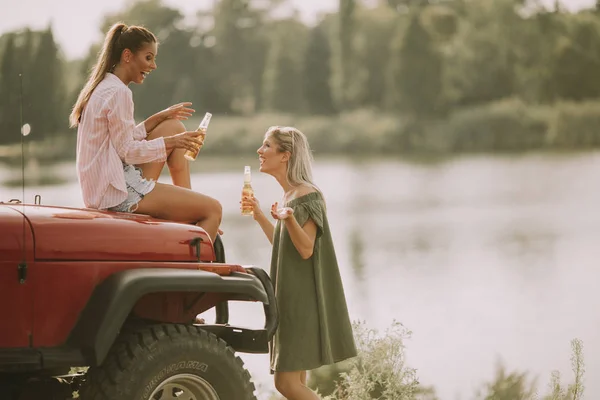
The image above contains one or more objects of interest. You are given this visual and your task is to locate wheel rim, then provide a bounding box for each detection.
[149,373,220,400]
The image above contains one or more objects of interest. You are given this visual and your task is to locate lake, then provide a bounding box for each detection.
[2,151,599,399]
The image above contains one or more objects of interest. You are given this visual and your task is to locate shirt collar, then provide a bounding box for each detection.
[106,72,127,87]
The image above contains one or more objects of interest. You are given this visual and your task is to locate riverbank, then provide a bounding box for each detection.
[1,98,600,166]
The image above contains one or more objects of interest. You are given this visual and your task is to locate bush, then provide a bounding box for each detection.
[443,98,550,153]
[266,320,584,400]
[5,100,600,168]
[542,338,585,400]
[165,101,600,155]
[186,109,402,156]
[476,338,585,400]
[321,320,434,400]
[547,101,600,148]
[475,364,538,400]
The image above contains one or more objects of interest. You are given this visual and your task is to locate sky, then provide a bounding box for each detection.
[0,0,596,60]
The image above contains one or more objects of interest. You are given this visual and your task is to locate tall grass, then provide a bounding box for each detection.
[321,321,429,400]
[265,321,585,400]
[543,339,585,400]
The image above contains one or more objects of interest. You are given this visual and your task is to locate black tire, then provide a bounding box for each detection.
[0,374,25,400]
[0,374,73,400]
[79,324,257,400]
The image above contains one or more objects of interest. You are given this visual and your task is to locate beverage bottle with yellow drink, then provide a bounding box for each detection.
[184,112,212,161]
[241,166,254,216]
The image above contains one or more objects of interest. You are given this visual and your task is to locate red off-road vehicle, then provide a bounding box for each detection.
[0,197,278,400]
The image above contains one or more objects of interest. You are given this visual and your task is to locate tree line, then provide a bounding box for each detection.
[2,0,600,148]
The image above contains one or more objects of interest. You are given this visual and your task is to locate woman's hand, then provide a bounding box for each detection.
[270,202,294,220]
[241,195,264,221]
[244,195,276,244]
[164,131,203,152]
[143,103,195,133]
[158,102,195,121]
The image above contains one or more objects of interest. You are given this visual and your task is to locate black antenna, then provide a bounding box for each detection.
[18,72,27,284]
[20,73,25,204]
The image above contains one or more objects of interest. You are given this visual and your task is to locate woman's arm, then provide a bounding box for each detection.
[143,102,195,135]
[142,113,166,134]
[282,214,317,260]
[243,196,275,244]
[255,211,275,245]
[107,88,167,165]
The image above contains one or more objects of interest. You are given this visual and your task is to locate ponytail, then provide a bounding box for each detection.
[69,22,156,128]
[69,23,125,128]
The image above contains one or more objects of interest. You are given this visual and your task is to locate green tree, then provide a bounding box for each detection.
[303,24,335,114]
[65,43,101,117]
[16,29,35,129]
[550,14,600,101]
[101,0,196,117]
[387,0,430,10]
[0,29,41,144]
[212,0,271,114]
[101,0,183,35]
[333,0,356,109]
[420,4,458,41]
[353,4,400,109]
[262,19,307,113]
[512,9,564,103]
[29,26,66,139]
[0,34,19,145]
[443,0,521,107]
[388,10,444,117]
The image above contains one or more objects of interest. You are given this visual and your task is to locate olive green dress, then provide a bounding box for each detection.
[269,191,357,373]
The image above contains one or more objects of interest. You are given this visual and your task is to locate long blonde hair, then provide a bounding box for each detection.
[69,22,156,128]
[266,126,322,195]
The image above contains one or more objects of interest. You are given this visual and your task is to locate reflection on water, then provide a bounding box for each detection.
[2,152,600,399]
[348,227,366,291]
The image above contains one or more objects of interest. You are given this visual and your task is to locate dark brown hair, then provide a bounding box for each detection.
[69,22,157,127]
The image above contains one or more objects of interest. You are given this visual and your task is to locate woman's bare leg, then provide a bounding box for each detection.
[135,182,222,241]
[137,119,191,189]
[300,371,307,386]
[274,371,320,400]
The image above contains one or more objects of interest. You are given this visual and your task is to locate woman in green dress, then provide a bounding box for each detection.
[242,126,357,400]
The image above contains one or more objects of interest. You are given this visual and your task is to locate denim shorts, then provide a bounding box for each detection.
[108,164,156,213]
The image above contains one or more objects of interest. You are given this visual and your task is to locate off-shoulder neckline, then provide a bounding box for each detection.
[285,191,322,206]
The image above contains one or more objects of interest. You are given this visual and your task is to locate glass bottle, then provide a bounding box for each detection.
[241,166,254,216]
[184,112,212,161]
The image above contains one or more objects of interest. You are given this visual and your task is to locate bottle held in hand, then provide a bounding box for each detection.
[241,166,254,216]
[184,112,212,161]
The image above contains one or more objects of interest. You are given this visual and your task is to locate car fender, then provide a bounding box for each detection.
[67,268,269,366]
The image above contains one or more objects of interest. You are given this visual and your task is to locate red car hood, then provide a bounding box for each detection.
[6,204,214,262]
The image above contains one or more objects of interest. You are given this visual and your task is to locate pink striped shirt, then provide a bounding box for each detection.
[76,73,167,210]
